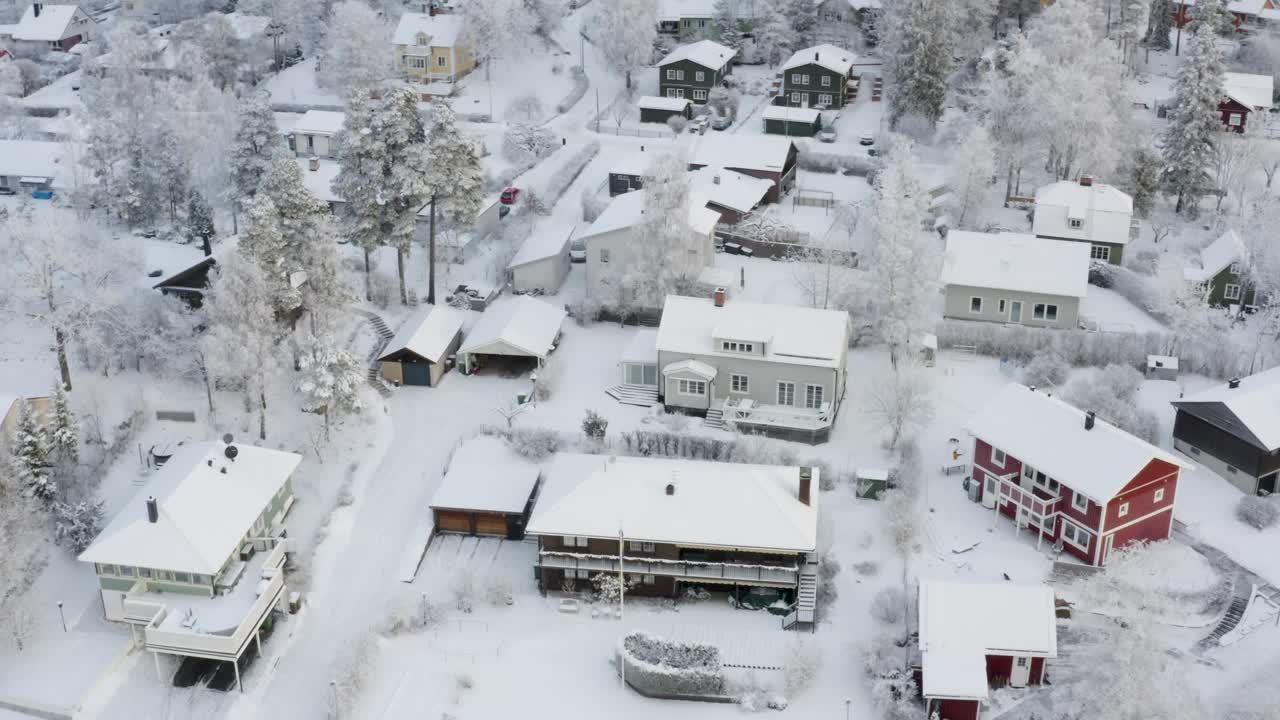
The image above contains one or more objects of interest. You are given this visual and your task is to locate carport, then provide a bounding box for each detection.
[429,435,542,539]
[457,295,567,376]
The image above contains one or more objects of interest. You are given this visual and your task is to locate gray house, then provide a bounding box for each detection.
[657,39,736,103]
[654,292,850,443]
[940,231,1090,329]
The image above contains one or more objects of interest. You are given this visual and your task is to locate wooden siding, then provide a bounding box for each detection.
[780,63,849,108]
[1173,409,1280,479]
[657,57,729,103]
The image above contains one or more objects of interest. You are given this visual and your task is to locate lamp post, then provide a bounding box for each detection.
[618,525,626,690]
[328,679,338,719]
[56,601,66,633]
[844,698,852,720]
[421,592,428,626]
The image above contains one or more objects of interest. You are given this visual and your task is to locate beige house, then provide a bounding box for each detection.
[377,305,466,387]
[393,12,474,83]
[940,231,1090,330]
[289,110,345,159]
[1,393,49,439]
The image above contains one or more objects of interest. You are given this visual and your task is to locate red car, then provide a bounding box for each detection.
[500,187,520,204]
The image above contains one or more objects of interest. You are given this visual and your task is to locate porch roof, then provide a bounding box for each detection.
[662,359,716,380]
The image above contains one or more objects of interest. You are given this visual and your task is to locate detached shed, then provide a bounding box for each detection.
[762,105,821,137]
[378,305,467,387]
[509,225,574,294]
[458,296,567,375]
[430,436,541,538]
[1146,355,1178,381]
[638,95,693,124]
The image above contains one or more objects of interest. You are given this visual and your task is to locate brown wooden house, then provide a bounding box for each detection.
[1172,369,1280,496]
[428,436,541,539]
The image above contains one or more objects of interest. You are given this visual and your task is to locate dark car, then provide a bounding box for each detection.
[0,187,15,196]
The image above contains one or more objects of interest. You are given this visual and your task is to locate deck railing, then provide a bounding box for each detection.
[540,551,799,586]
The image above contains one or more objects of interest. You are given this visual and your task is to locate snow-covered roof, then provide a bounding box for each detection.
[657,39,736,70]
[1223,72,1274,111]
[379,305,466,363]
[1032,179,1134,246]
[687,133,795,174]
[0,139,70,187]
[79,442,301,575]
[579,188,720,240]
[761,105,822,124]
[663,358,717,379]
[429,436,540,514]
[457,295,566,359]
[689,166,773,214]
[1147,354,1179,371]
[965,384,1189,503]
[1185,229,1244,283]
[393,12,463,47]
[781,44,855,75]
[527,454,819,552]
[918,580,1057,701]
[638,95,692,112]
[509,225,575,268]
[658,0,719,20]
[941,231,1090,298]
[224,12,272,41]
[656,295,850,369]
[291,110,345,136]
[13,4,86,42]
[1034,179,1133,216]
[611,153,652,178]
[621,329,659,364]
[1174,366,1280,451]
[0,24,17,37]
[296,157,340,203]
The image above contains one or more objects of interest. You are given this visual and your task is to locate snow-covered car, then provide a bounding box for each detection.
[859,134,875,146]
[500,187,520,204]
[0,187,15,196]
[817,128,837,143]
[710,115,732,131]
[689,116,710,134]
[569,238,587,263]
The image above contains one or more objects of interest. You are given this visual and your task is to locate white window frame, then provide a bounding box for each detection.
[695,70,705,82]
[804,384,824,409]
[666,69,676,79]
[1015,657,1029,668]
[1229,112,1243,126]
[642,574,656,585]
[1033,303,1059,321]
[790,91,801,104]
[1118,501,1130,518]
[693,89,707,100]
[721,341,754,353]
[1229,261,1241,275]
[991,448,1007,468]
[1224,283,1242,301]
[730,374,749,393]
[675,70,685,80]
[1068,218,1083,229]
[599,248,610,263]
[970,296,984,314]
[791,73,803,84]
[1154,488,1165,503]
[1061,520,1092,551]
[562,535,589,547]
[998,298,1008,314]
[777,381,796,406]
[818,93,833,106]
[1071,492,1089,513]
[821,75,831,87]
[436,55,446,67]
[1090,245,1110,261]
[677,379,706,396]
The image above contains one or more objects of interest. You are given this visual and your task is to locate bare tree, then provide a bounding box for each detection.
[864,359,934,450]
[6,601,33,651]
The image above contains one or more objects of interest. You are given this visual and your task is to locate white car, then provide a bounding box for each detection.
[817,128,837,143]
[688,116,710,134]
[569,239,587,263]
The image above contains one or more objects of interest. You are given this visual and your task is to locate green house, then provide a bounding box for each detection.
[779,44,855,109]
[762,105,822,137]
[657,39,736,104]
[1186,229,1257,307]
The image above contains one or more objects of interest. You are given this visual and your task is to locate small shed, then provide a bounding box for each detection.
[508,225,574,294]
[378,305,467,387]
[762,105,822,137]
[458,295,567,375]
[430,436,541,538]
[855,468,889,499]
[638,95,693,124]
[1146,355,1178,382]
[920,333,937,368]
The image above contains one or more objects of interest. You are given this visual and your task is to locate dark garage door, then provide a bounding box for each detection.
[403,362,431,386]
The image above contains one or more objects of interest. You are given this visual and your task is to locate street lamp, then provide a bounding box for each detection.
[329,679,338,719]
[844,697,852,720]
[56,601,66,633]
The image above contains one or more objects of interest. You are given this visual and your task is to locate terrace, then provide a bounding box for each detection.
[538,550,800,587]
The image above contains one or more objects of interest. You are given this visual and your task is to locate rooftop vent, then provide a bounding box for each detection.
[1085,411,1096,431]
[1228,378,1241,389]
[145,496,158,523]
[799,467,812,507]
[665,483,676,496]
[814,51,819,61]
[225,445,239,461]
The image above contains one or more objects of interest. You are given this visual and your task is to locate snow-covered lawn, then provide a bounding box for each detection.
[1079,286,1168,334]
[264,59,343,111]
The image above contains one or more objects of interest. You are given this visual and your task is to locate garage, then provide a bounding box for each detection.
[378,305,467,387]
[457,295,567,376]
[428,436,543,539]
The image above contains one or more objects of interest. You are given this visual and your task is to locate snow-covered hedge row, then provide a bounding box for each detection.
[797,148,875,176]
[556,65,589,114]
[934,320,1249,380]
[617,631,726,698]
[1237,496,1280,530]
[538,140,600,209]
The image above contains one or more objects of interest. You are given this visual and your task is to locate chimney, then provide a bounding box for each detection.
[145,496,158,523]
[1085,411,1096,431]
[665,483,676,496]
[1228,378,1241,389]
[814,51,819,61]
[33,4,42,17]
[713,174,721,185]
[1079,175,1094,187]
[799,467,812,506]
[713,287,726,307]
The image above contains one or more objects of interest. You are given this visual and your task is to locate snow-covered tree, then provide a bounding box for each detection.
[47,382,77,473]
[195,13,242,91]
[202,251,281,440]
[296,330,366,437]
[620,150,700,309]
[320,1,390,99]
[865,137,935,366]
[1145,0,1174,49]
[523,0,563,37]
[1162,8,1225,217]
[757,6,796,67]
[978,31,1039,199]
[1119,0,1151,71]
[52,499,104,553]
[882,0,953,127]
[1124,143,1162,218]
[1211,126,1264,213]
[949,124,996,229]
[784,0,819,46]
[1062,365,1161,442]
[1191,0,1234,33]
[581,409,608,441]
[420,101,484,304]
[712,0,742,49]
[10,399,52,503]
[864,359,934,450]
[460,0,522,81]
[187,189,216,256]
[591,0,657,89]
[228,90,280,226]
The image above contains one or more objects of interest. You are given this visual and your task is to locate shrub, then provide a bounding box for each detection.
[869,587,905,625]
[382,595,442,635]
[581,409,608,441]
[538,141,600,209]
[504,94,545,123]
[1237,496,1280,530]
[784,638,822,694]
[555,65,588,113]
[501,123,557,164]
[53,500,104,553]
[486,575,513,606]
[618,631,726,697]
[1063,365,1160,442]
[852,560,880,576]
[1022,351,1070,388]
[581,185,608,222]
[451,570,476,613]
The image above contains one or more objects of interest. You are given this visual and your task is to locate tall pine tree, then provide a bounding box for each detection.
[883,0,953,127]
[187,190,216,256]
[1162,0,1225,217]
[11,399,53,503]
[712,0,741,50]
[228,91,280,232]
[333,91,384,301]
[420,101,483,305]
[1145,0,1173,50]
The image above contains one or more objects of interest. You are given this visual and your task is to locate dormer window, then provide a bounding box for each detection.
[721,341,754,353]
[416,35,429,46]
[1068,218,1083,229]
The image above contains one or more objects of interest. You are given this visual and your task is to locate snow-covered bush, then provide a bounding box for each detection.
[567,296,601,326]
[783,638,822,694]
[862,633,917,720]
[617,631,726,697]
[330,631,377,719]
[870,587,905,625]
[501,124,557,164]
[555,65,588,114]
[1022,351,1070,388]
[539,140,600,209]
[581,409,608,441]
[581,185,608,222]
[1063,365,1160,443]
[797,148,876,176]
[666,114,688,136]
[52,500,104,554]
[504,94,545,123]
[479,426,562,459]
[1237,495,1280,530]
[486,575,514,606]
[881,488,919,553]
[532,355,560,401]
[816,549,841,615]
[383,595,442,635]
[591,572,637,603]
[451,570,476,613]
[852,560,879,576]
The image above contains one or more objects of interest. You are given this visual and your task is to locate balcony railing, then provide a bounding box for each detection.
[539,551,799,586]
[997,474,1059,520]
[722,397,832,431]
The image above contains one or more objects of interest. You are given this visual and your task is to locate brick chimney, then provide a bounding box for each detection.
[33,4,42,18]
[799,467,812,506]
[713,287,726,307]
[1079,175,1094,187]
[1084,411,1096,431]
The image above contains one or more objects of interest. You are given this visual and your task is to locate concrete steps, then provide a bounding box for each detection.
[1201,596,1249,648]
[605,384,658,407]
[703,408,724,430]
[351,308,396,397]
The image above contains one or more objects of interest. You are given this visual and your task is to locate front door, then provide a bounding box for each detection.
[1010,656,1031,687]
[1100,534,1114,566]
[1010,301,1023,323]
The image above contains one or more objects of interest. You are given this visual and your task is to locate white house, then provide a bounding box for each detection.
[288,110,345,159]
[11,4,94,53]
[940,231,1090,329]
[0,138,70,191]
[508,225,574,294]
[1031,177,1135,265]
[652,292,850,443]
[78,440,300,689]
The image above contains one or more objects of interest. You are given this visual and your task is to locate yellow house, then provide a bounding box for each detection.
[1,394,50,440]
[393,13,475,83]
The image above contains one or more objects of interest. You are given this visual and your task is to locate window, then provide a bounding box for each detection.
[306,136,314,150]
[790,92,801,104]
[666,69,676,79]
[721,341,754,353]
[599,248,610,263]
[805,384,824,409]
[1071,492,1089,513]
[675,70,685,80]
[642,574,656,585]
[139,568,152,578]
[677,379,706,395]
[1090,245,1110,261]
[1023,465,1034,481]
[571,569,591,579]
[194,574,210,584]
[1033,303,1059,321]
[1061,521,1091,551]
[731,374,750,393]
[416,35,428,46]
[992,448,1007,468]
[791,73,803,84]
[818,93,833,106]
[695,71,705,82]
[821,75,832,87]
[1118,502,1129,518]
[1229,113,1243,126]
[1229,262,1242,275]
[627,541,655,552]
[666,88,679,98]
[120,566,136,577]
[970,296,983,313]
[1068,218,1083,229]
[98,564,116,575]
[174,572,191,583]
[1154,488,1165,503]
[436,55,446,67]
[777,381,796,406]
[1016,657,1029,668]
[693,89,707,100]
[562,535,589,547]
[998,299,1007,314]
[1225,284,1242,301]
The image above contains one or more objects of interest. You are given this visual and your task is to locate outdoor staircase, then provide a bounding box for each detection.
[1200,596,1250,649]
[604,384,659,408]
[351,308,395,398]
[785,567,819,631]
[703,408,725,429]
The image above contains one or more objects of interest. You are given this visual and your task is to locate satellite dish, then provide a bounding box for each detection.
[224,445,239,461]
[222,433,234,445]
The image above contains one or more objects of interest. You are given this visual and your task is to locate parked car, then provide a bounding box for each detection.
[0,187,15,196]
[689,116,709,134]
[817,128,837,143]
[569,238,587,263]
[500,187,520,204]
[859,134,875,146]
[710,114,732,131]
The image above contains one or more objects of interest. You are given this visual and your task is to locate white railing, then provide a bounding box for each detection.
[722,397,832,431]
[1220,585,1280,646]
[540,551,799,586]
[997,475,1059,519]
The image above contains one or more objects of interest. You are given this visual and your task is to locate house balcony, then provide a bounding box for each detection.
[985,471,1060,549]
[538,551,800,587]
[720,397,834,444]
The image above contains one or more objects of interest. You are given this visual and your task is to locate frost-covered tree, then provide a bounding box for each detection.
[624,150,700,309]
[296,330,366,437]
[187,189,216,256]
[523,0,563,37]
[195,13,242,91]
[333,91,382,300]
[1124,143,1162,218]
[10,399,52,503]
[864,359,933,450]
[757,6,796,67]
[320,1,390,99]
[47,382,77,473]
[882,0,953,127]
[866,137,935,366]
[949,124,996,229]
[712,0,742,50]
[420,101,484,304]
[1145,0,1175,49]
[581,409,608,441]
[978,31,1039,199]
[228,91,280,228]
[460,0,524,81]
[52,499,103,554]
[202,251,281,440]
[1162,8,1225,217]
[784,0,819,46]
[591,0,657,89]
[1119,0,1151,71]
[1063,365,1161,442]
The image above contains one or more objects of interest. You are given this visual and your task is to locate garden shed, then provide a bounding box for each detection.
[429,436,541,538]
[378,305,467,387]
[1146,355,1178,381]
[638,96,693,124]
[762,105,821,137]
[508,225,574,294]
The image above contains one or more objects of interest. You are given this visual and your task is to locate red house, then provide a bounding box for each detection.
[1219,72,1275,133]
[1170,0,1273,29]
[965,384,1190,567]
[916,580,1058,720]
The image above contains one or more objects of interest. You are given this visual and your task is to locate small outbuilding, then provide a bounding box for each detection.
[762,105,822,137]
[378,305,467,387]
[638,95,693,124]
[508,225,574,294]
[457,295,567,375]
[429,436,541,538]
[1146,355,1178,382]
